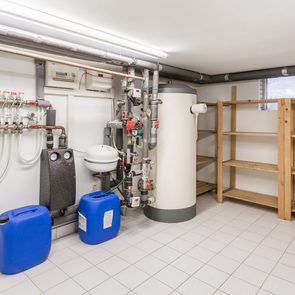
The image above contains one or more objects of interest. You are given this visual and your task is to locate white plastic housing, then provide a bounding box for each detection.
[84,145,119,173]
[191,103,207,114]
[153,89,197,211]
[85,70,113,92]
[45,62,79,89]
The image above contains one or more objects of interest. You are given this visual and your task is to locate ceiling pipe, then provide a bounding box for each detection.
[0,33,295,84]
[0,25,160,71]
[209,66,295,83]
[160,64,211,84]
[0,45,145,80]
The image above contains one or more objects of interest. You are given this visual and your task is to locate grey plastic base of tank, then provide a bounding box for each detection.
[144,203,196,223]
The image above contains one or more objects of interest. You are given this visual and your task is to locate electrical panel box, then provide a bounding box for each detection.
[85,70,113,92]
[45,62,79,89]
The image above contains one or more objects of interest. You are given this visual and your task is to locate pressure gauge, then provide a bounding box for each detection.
[64,151,72,160]
[50,152,58,161]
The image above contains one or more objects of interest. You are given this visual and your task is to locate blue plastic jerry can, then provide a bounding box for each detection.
[0,205,51,274]
[78,191,121,245]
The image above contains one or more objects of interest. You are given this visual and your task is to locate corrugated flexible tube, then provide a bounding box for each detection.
[0,133,13,183]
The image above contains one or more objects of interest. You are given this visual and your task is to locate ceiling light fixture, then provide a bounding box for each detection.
[0,0,168,60]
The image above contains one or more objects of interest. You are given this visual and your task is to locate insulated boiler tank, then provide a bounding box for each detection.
[145,84,197,223]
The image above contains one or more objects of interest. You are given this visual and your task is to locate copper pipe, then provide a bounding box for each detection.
[29,125,66,134]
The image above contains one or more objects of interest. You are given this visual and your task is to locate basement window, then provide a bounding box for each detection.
[260,76,295,110]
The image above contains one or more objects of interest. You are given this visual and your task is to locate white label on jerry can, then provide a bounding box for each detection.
[78,212,87,232]
[103,210,113,229]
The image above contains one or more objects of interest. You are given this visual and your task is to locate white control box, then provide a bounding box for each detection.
[133,88,142,98]
[45,62,79,89]
[85,70,113,92]
[131,196,140,207]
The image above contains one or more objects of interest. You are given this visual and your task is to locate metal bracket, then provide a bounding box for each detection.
[282,68,289,76]
[35,59,45,100]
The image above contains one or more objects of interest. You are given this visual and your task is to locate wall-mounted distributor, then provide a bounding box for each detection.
[85,70,113,92]
[45,62,79,89]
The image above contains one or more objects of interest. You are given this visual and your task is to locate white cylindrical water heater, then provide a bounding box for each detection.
[145,84,197,223]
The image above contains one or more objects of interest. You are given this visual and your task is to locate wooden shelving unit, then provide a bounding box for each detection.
[197,155,216,168]
[223,160,278,173]
[198,129,216,139]
[196,102,217,196]
[223,188,278,208]
[223,131,277,137]
[197,181,216,196]
[217,87,286,219]
[283,98,295,220]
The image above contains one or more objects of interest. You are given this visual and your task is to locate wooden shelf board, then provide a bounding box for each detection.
[292,168,295,175]
[197,155,216,167]
[223,131,277,137]
[223,160,278,173]
[223,188,278,208]
[197,181,216,196]
[198,129,216,140]
[199,129,216,134]
[291,202,295,212]
[222,99,279,106]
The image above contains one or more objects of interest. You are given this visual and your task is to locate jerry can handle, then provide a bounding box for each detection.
[12,208,38,218]
[0,216,9,225]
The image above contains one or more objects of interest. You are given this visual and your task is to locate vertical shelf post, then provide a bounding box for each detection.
[284,98,292,220]
[278,99,285,219]
[217,101,223,203]
[230,86,237,188]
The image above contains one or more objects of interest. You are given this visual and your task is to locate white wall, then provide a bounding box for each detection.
[197,80,278,196]
[0,53,114,212]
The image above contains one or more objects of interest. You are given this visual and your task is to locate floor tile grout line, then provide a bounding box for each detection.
[256,233,295,293]
[38,237,115,294]
[3,196,295,295]
[142,201,265,293]
[0,272,44,295]
[216,214,294,295]
[70,200,293,293]
[49,201,283,293]
[23,272,44,295]
[113,204,225,292]
[218,212,284,293]
[0,209,182,294]
[173,203,275,294]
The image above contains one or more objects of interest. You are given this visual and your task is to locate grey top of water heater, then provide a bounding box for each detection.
[158,84,196,95]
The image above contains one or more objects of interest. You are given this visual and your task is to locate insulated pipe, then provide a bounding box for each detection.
[160,64,211,83]
[4,29,295,84]
[0,133,13,183]
[0,132,5,164]
[210,66,295,83]
[149,70,159,149]
[0,25,159,71]
[127,67,135,115]
[0,45,144,81]
[17,129,43,165]
[121,67,128,158]
[142,69,150,159]
[141,69,150,200]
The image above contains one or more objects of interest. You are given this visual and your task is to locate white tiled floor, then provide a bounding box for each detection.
[2,192,295,294]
